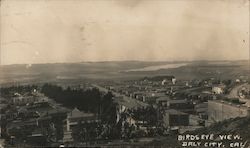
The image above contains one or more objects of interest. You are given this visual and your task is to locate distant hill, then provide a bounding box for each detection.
[0,60,249,85]
[141,75,175,81]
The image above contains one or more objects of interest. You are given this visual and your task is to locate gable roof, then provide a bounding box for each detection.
[68,108,94,119]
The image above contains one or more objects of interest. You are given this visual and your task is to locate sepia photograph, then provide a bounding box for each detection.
[0,0,250,147]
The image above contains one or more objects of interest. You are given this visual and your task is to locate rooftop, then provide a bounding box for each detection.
[156,96,171,101]
[113,96,148,109]
[68,108,95,119]
[165,109,188,115]
[168,99,188,104]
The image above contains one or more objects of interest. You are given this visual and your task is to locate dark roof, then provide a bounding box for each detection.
[156,96,171,101]
[165,109,188,115]
[168,99,188,104]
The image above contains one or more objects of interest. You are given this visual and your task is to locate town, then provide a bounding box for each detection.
[1,0,249,146]
[1,74,250,147]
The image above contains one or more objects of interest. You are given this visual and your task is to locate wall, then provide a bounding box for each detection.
[208,100,250,122]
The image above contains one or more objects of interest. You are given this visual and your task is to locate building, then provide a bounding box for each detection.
[12,96,38,105]
[156,96,171,107]
[167,99,194,113]
[208,100,250,122]
[163,109,189,127]
[63,108,99,143]
[6,119,38,137]
[65,108,98,132]
[113,96,148,123]
[194,102,208,120]
[12,94,48,106]
[212,84,226,94]
[26,129,47,146]
[156,97,194,113]
[172,78,177,85]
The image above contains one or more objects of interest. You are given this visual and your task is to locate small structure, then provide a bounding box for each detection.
[163,109,189,127]
[156,96,171,107]
[172,78,177,85]
[26,129,47,146]
[63,131,73,143]
[212,84,225,94]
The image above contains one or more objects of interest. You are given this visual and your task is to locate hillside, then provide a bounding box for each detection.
[190,117,250,141]
[150,117,250,147]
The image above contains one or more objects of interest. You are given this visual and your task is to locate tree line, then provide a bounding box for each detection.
[41,84,117,123]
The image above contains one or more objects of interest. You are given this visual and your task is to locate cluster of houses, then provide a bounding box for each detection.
[98,75,250,133]
[1,91,70,146]
[1,75,250,147]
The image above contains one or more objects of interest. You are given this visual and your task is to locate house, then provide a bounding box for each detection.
[63,108,99,143]
[6,119,38,137]
[195,102,208,120]
[212,84,226,94]
[172,78,177,85]
[12,96,36,105]
[65,108,99,132]
[163,109,189,127]
[156,96,171,107]
[12,92,48,106]
[26,129,47,146]
[235,79,241,83]
[167,99,194,113]
[113,96,148,123]
[156,97,194,113]
[0,104,7,113]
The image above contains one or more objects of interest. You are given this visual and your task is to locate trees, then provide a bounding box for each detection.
[0,85,38,97]
[41,84,101,114]
[100,92,116,124]
[41,84,116,121]
[130,106,158,126]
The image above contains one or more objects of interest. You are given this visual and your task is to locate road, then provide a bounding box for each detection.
[92,84,121,96]
[227,83,250,99]
[91,84,149,108]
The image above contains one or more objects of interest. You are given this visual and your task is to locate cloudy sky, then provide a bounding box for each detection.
[0,0,249,65]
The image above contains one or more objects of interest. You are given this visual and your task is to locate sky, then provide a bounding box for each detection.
[0,0,249,65]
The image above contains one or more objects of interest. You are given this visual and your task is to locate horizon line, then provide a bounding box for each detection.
[0,59,249,66]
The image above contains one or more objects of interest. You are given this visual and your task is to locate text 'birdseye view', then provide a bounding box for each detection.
[0,0,250,147]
